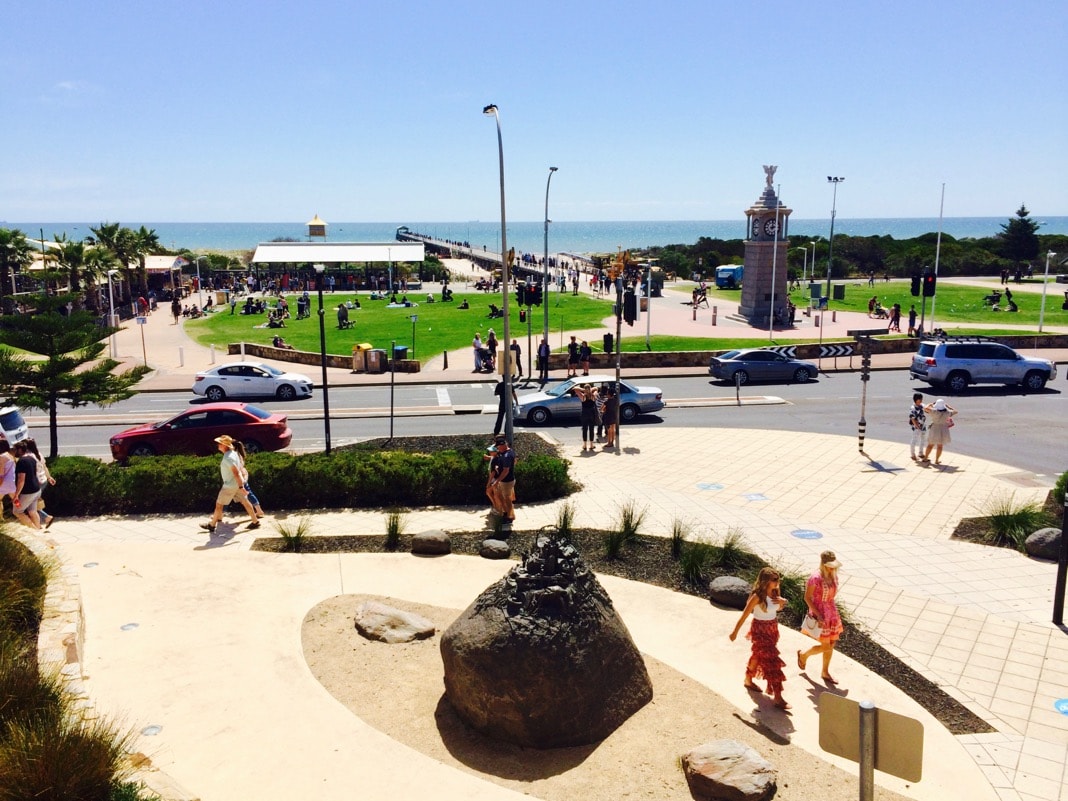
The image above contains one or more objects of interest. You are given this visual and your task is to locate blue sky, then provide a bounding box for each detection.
[3,1,1065,223]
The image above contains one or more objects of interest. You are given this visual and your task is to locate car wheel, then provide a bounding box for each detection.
[529,407,551,425]
[620,403,640,422]
[205,386,226,402]
[1023,370,1048,392]
[129,444,156,458]
[243,440,263,453]
[732,370,749,386]
[946,371,969,394]
[793,367,811,383]
[276,384,297,401]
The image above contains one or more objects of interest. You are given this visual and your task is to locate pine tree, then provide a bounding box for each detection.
[0,290,149,457]
[998,205,1041,266]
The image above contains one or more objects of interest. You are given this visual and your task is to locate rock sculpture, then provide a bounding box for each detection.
[440,534,653,748]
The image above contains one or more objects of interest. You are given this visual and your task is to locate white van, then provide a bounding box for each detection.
[0,407,29,445]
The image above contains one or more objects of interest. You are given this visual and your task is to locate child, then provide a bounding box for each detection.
[729,567,789,709]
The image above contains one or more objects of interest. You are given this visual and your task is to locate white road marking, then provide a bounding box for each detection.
[435,387,451,406]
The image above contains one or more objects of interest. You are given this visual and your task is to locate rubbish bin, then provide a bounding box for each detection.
[366,349,387,374]
[352,343,372,372]
[603,332,614,354]
[392,345,409,361]
[640,296,648,312]
[832,284,846,300]
[809,283,822,298]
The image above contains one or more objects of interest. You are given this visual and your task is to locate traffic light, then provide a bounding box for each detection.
[910,274,921,296]
[515,285,525,306]
[519,309,526,323]
[623,288,637,325]
[529,284,542,306]
[922,272,937,297]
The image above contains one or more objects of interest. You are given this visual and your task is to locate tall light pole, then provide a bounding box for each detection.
[194,255,206,309]
[1039,251,1057,333]
[106,269,120,358]
[826,177,844,299]
[543,166,558,348]
[809,242,817,285]
[793,247,808,285]
[484,103,513,446]
[313,263,332,455]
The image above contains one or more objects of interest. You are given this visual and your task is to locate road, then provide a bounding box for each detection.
[38,371,1067,480]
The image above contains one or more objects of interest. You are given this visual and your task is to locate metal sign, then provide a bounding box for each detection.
[819,693,923,794]
[135,316,147,324]
[820,344,853,357]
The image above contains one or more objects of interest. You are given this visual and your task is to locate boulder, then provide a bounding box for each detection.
[682,739,777,801]
[355,601,435,644]
[1025,527,1062,561]
[440,534,653,748]
[479,538,511,559]
[411,530,450,556]
[709,576,751,609]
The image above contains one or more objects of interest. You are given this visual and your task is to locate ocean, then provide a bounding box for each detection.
[8,217,1068,257]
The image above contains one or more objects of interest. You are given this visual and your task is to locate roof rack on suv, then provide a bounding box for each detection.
[918,333,995,343]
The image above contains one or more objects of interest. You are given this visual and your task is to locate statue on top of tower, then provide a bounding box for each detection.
[762,165,777,189]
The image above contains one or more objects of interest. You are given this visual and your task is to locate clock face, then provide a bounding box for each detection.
[764,219,779,236]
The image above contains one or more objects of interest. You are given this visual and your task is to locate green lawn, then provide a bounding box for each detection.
[185,290,615,361]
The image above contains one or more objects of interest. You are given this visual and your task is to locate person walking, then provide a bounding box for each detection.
[488,434,516,526]
[232,441,265,518]
[574,383,599,452]
[923,398,957,465]
[729,567,789,709]
[907,305,918,336]
[0,442,16,513]
[537,338,551,384]
[510,338,522,378]
[566,336,580,377]
[11,441,43,530]
[908,392,928,462]
[492,378,517,437]
[472,333,483,372]
[199,435,261,534]
[24,438,55,528]
[798,550,844,685]
[171,297,181,324]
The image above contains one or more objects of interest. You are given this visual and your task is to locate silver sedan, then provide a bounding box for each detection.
[515,374,664,425]
[709,349,819,385]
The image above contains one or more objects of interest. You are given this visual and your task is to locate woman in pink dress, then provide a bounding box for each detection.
[798,550,844,684]
[729,567,789,709]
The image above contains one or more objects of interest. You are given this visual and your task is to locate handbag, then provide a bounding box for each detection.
[947,417,955,428]
[801,614,823,639]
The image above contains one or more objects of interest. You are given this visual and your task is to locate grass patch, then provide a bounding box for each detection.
[603,501,647,560]
[555,502,576,540]
[384,509,406,551]
[275,516,312,553]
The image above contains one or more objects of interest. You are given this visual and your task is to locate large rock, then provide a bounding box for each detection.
[479,538,511,559]
[709,576,751,609]
[682,739,777,801]
[411,529,450,555]
[355,601,435,643]
[1025,527,1062,561]
[440,535,653,749]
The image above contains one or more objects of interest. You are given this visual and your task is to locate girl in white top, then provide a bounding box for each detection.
[729,567,789,709]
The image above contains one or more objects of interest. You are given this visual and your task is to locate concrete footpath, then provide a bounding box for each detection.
[18,268,1068,801]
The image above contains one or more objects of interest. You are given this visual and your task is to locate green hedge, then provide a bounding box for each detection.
[44,449,575,516]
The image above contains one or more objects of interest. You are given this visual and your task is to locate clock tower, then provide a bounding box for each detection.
[739,166,792,324]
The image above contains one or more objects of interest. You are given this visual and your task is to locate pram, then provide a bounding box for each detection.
[475,347,495,372]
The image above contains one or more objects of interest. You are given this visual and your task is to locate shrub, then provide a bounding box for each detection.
[679,538,716,585]
[709,527,757,572]
[275,517,312,553]
[556,502,576,540]
[1054,469,1067,507]
[670,518,692,561]
[384,510,406,551]
[603,501,647,560]
[982,492,1049,550]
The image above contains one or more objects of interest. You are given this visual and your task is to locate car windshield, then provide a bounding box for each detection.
[545,382,575,398]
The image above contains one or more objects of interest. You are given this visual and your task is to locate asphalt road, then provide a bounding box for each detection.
[38,370,1068,480]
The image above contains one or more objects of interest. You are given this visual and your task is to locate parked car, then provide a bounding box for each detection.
[909,337,1057,393]
[515,374,664,425]
[109,402,293,461]
[709,349,819,385]
[193,362,313,402]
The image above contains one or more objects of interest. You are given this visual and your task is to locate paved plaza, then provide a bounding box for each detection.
[17,263,1068,800]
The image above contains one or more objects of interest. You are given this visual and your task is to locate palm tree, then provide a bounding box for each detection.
[0,228,34,314]
[51,235,87,310]
[90,223,136,303]
[131,225,161,295]
[81,246,120,315]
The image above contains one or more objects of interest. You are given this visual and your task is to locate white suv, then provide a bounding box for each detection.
[910,337,1057,393]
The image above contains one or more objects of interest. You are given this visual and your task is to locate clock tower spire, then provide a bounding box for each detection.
[739,166,792,325]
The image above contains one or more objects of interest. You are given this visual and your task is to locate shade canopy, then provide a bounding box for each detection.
[251,241,425,265]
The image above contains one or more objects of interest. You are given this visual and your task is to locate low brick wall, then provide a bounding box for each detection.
[228,343,421,373]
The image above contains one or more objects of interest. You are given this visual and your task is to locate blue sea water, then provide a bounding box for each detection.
[8,217,1068,256]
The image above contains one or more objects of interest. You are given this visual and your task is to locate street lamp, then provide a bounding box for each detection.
[313,263,332,455]
[809,242,817,284]
[194,255,206,309]
[826,177,844,299]
[106,269,120,358]
[1039,251,1058,333]
[543,166,558,351]
[484,103,513,446]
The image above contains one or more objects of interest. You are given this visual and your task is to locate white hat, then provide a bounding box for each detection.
[934,399,947,411]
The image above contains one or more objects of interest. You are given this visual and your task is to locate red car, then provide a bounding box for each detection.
[109,402,293,461]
